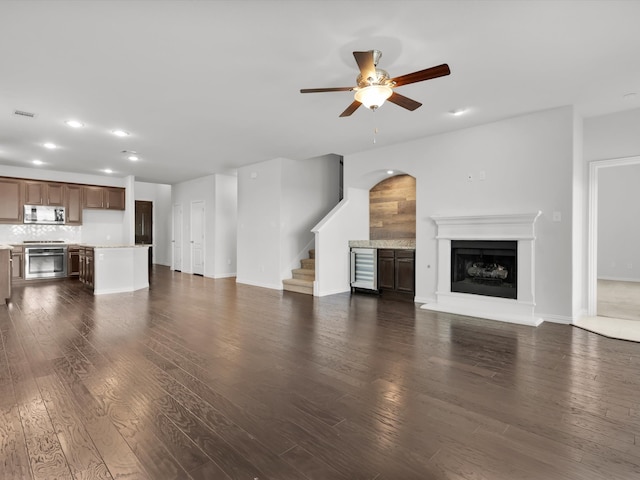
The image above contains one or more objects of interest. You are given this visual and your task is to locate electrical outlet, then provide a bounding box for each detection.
[478,170,486,181]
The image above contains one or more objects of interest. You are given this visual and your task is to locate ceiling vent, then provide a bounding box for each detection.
[14,109,36,118]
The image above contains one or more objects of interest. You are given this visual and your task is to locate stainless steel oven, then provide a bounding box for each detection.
[24,245,68,279]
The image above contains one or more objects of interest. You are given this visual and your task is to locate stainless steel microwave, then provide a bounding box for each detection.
[23,205,66,224]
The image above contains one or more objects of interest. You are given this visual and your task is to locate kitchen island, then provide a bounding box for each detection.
[1,245,12,303]
[80,244,150,295]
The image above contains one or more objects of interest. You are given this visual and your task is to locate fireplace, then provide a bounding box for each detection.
[451,240,517,299]
[420,212,543,327]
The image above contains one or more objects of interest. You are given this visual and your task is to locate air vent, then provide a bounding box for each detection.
[14,110,36,118]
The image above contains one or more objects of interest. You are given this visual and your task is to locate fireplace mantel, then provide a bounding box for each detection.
[421,211,543,327]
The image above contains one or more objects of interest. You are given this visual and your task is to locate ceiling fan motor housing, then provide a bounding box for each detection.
[357,69,393,88]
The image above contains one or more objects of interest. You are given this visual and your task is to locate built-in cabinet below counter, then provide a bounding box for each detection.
[349,240,416,301]
[85,245,150,295]
[0,176,126,225]
[1,246,12,303]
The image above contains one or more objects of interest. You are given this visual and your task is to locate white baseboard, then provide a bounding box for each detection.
[212,273,236,279]
[597,276,640,283]
[538,313,573,324]
[235,278,283,290]
[315,287,350,297]
[414,296,436,305]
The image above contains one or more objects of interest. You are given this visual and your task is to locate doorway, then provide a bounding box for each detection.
[584,156,640,339]
[172,204,183,272]
[190,201,205,276]
[135,200,153,271]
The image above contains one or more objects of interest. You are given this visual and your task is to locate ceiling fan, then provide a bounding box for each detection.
[300,50,451,117]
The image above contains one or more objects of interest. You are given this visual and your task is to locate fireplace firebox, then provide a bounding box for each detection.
[450,240,517,299]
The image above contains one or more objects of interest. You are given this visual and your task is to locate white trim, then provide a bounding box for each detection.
[423,211,542,327]
[235,278,283,290]
[597,276,640,283]
[314,286,350,297]
[212,273,236,279]
[414,295,436,305]
[539,313,573,324]
[587,155,640,315]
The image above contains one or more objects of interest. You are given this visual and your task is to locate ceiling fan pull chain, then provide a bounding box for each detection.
[372,109,378,144]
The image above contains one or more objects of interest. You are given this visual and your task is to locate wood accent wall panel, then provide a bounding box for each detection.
[369,174,416,240]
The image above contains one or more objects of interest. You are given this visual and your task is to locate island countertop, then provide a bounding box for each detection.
[77,244,152,249]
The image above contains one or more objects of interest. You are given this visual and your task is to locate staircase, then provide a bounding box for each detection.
[282,249,315,295]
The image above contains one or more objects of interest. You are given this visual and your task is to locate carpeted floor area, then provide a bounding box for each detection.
[573,280,640,342]
[597,279,640,321]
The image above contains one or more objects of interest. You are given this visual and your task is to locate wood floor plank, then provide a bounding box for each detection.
[1,267,640,479]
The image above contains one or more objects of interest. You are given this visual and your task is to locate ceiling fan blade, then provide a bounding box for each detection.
[392,64,451,87]
[300,87,354,93]
[387,92,422,111]
[353,51,376,81]
[339,100,362,117]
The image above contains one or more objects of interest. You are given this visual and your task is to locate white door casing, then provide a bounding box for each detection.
[191,200,205,275]
[172,203,183,271]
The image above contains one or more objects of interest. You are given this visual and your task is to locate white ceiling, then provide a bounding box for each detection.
[1,0,640,185]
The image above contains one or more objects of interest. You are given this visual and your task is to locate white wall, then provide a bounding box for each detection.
[338,106,576,320]
[213,174,238,278]
[237,155,341,289]
[583,107,640,295]
[171,174,237,278]
[134,181,172,266]
[281,155,341,278]
[172,175,215,276]
[584,107,640,162]
[597,163,640,281]
[313,187,369,296]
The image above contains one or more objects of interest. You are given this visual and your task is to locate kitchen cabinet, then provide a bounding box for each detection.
[83,186,126,210]
[24,181,64,206]
[378,249,415,298]
[65,185,83,225]
[83,186,105,208]
[105,187,125,210]
[10,245,24,280]
[1,248,10,303]
[68,246,80,277]
[79,247,94,289]
[0,178,23,224]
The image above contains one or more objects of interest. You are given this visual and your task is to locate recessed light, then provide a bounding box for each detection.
[32,159,44,165]
[65,120,84,128]
[449,108,467,116]
[128,155,139,161]
[387,170,394,174]
[103,168,113,174]
[111,129,130,137]
[43,142,57,149]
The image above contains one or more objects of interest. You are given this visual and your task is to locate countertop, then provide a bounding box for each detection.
[349,239,415,250]
[0,245,14,250]
[78,244,152,249]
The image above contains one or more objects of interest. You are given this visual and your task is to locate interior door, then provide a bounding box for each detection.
[172,204,183,272]
[135,200,153,269]
[190,201,205,276]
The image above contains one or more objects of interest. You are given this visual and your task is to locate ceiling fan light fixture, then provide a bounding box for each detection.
[355,85,393,110]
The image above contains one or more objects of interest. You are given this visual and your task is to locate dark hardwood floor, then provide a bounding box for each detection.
[1,265,640,479]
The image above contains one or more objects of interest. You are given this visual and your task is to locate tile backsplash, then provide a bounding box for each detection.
[0,224,82,244]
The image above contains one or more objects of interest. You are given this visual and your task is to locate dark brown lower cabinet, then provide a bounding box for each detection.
[68,246,80,277]
[78,247,94,290]
[378,249,415,299]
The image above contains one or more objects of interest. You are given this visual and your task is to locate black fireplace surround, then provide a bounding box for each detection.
[450,240,517,299]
